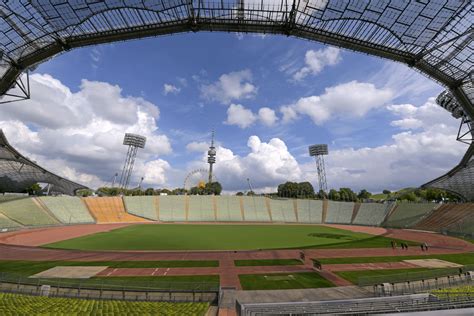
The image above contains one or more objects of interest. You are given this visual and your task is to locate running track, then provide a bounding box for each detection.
[0,224,472,289]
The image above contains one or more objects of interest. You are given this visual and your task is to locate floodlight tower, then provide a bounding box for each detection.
[309,144,329,194]
[119,133,146,190]
[207,130,217,184]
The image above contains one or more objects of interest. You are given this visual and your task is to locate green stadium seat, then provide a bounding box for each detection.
[40,196,95,224]
[385,203,437,228]
[0,198,59,226]
[268,198,297,222]
[124,196,158,220]
[296,199,323,223]
[215,196,243,221]
[188,196,215,221]
[353,203,392,226]
[325,201,354,224]
[159,196,186,221]
[242,196,270,222]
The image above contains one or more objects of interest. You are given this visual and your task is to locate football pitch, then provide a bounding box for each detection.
[44,224,414,251]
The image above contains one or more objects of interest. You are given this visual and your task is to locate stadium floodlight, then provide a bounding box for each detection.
[119,133,146,190]
[309,144,329,194]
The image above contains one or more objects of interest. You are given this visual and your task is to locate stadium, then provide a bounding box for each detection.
[0,1,473,315]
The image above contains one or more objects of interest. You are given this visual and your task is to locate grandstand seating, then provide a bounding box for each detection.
[215,196,243,221]
[268,198,297,222]
[384,203,437,228]
[82,197,147,223]
[188,196,215,221]
[242,196,270,222]
[158,196,186,221]
[0,293,210,315]
[325,201,354,224]
[124,196,158,220]
[0,195,28,203]
[0,213,21,230]
[353,203,392,226]
[444,204,474,235]
[414,203,474,232]
[0,198,59,226]
[295,199,322,223]
[40,196,95,224]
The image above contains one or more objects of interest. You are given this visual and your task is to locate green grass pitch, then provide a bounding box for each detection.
[44,224,414,251]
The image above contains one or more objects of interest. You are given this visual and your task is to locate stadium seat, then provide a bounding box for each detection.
[268,198,297,222]
[241,196,270,222]
[82,197,147,223]
[0,198,59,227]
[40,196,95,224]
[414,203,474,232]
[123,196,158,220]
[215,196,243,221]
[188,196,215,221]
[353,203,392,226]
[325,201,355,224]
[296,199,323,223]
[0,213,21,230]
[384,203,437,228]
[158,196,186,221]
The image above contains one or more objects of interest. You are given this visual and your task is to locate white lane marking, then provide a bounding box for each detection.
[107,268,118,276]
[152,268,159,276]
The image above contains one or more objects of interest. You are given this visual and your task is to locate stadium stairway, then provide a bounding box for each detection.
[82,197,148,223]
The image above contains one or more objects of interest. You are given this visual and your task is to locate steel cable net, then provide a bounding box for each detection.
[0,0,472,198]
[0,130,87,195]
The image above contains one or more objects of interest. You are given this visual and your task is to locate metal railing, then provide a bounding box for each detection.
[359,265,474,286]
[0,272,219,303]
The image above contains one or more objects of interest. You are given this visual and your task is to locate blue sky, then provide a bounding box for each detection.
[0,32,467,193]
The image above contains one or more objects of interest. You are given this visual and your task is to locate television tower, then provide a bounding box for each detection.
[119,133,146,190]
[207,131,216,184]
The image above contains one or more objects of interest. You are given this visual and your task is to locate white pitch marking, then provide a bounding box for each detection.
[152,268,159,276]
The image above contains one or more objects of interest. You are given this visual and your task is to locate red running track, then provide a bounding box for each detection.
[0,223,472,289]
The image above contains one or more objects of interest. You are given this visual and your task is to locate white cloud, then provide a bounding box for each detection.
[293,47,341,81]
[186,141,210,152]
[200,69,257,104]
[0,73,172,189]
[163,83,181,95]
[224,104,257,129]
[192,136,301,191]
[258,107,278,126]
[282,81,393,125]
[387,98,454,130]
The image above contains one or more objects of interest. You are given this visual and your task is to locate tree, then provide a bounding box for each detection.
[76,189,93,197]
[328,189,340,201]
[25,183,41,195]
[339,188,357,202]
[382,189,391,195]
[399,191,417,202]
[358,189,372,200]
[236,192,244,196]
[297,182,315,198]
[247,191,255,196]
[144,188,154,196]
[277,182,298,198]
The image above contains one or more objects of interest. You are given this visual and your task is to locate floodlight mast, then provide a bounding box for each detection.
[309,144,329,194]
[119,133,146,190]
